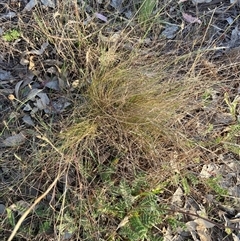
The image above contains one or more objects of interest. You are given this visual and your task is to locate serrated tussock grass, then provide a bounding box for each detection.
[56,55,199,239]
[59,55,192,179]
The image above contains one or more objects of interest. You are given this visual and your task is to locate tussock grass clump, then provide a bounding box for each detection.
[3,1,234,240]
[60,57,187,173]
[51,37,224,239]
[55,55,198,240]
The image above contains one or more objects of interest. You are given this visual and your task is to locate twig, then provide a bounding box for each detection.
[165,207,240,231]
[7,171,63,241]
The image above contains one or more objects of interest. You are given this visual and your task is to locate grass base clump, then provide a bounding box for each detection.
[55,54,196,240]
[60,56,186,173]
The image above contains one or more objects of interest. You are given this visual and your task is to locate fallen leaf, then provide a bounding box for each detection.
[0,69,13,81]
[182,13,202,24]
[98,32,121,43]
[26,89,42,101]
[192,0,212,4]
[195,218,215,229]
[46,66,57,74]
[31,107,39,115]
[226,17,234,25]
[178,0,188,3]
[23,0,37,12]
[163,227,174,241]
[1,132,26,147]
[62,231,73,240]
[161,25,179,39]
[186,221,199,241]
[200,164,221,178]
[0,204,5,215]
[186,215,214,241]
[124,10,132,19]
[58,77,68,89]
[25,42,49,55]
[110,0,123,11]
[23,103,32,111]
[0,11,16,20]
[171,187,184,208]
[0,88,14,94]
[45,79,60,91]
[22,115,35,126]
[230,26,240,48]
[213,112,235,125]
[15,80,23,100]
[45,97,71,113]
[196,222,212,241]
[95,13,108,22]
[20,58,29,66]
[35,92,50,110]
[41,0,55,8]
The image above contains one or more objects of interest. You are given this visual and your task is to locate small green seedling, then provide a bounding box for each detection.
[202,90,212,106]
[224,92,239,119]
[6,208,15,227]
[2,29,21,42]
[206,176,228,197]
[138,0,156,24]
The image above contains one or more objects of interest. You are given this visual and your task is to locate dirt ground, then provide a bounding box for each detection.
[1,0,240,241]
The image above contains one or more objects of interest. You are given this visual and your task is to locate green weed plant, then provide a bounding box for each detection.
[2,29,21,42]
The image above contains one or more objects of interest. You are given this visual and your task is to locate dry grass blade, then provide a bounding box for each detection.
[7,169,64,241]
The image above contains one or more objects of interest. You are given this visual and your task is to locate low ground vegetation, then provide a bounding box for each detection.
[1,0,240,240]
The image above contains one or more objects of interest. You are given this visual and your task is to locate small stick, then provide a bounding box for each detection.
[7,172,62,241]
[165,207,240,231]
